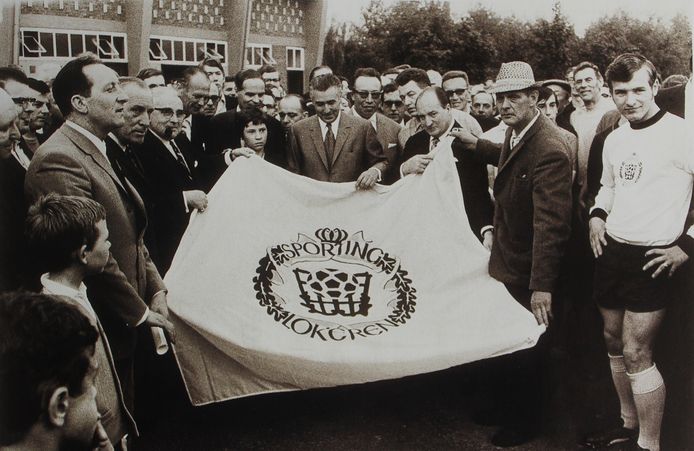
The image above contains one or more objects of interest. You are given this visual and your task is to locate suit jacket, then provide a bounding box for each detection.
[137,130,200,273]
[25,123,165,360]
[287,113,388,182]
[476,113,573,292]
[43,289,138,445]
[205,110,287,190]
[347,110,402,184]
[656,84,685,119]
[0,156,27,291]
[105,136,161,268]
[400,122,494,241]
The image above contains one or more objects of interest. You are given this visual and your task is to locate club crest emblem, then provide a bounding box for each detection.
[618,156,643,185]
[253,228,417,341]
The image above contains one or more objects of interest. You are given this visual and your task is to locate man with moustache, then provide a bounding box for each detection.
[287,74,387,188]
[25,54,175,411]
[349,67,402,184]
[139,86,207,273]
[0,88,23,291]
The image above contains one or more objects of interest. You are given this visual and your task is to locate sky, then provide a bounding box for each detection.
[326,0,694,36]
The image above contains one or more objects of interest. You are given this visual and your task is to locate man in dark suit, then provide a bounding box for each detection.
[349,67,402,184]
[287,74,387,188]
[106,77,160,266]
[399,87,494,247]
[138,86,207,274]
[206,69,288,189]
[457,61,573,447]
[24,54,174,411]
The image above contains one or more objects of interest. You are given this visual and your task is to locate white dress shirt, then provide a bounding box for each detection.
[65,120,108,159]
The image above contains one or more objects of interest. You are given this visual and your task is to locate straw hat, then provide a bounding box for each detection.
[489,61,540,94]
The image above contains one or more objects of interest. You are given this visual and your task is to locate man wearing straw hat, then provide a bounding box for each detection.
[454,61,573,447]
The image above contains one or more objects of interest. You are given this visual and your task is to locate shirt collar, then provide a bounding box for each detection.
[107,132,126,150]
[351,107,378,130]
[40,273,96,320]
[430,118,456,148]
[510,110,541,144]
[318,112,341,138]
[66,120,107,159]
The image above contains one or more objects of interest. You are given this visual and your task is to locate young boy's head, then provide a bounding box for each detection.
[238,107,268,154]
[26,194,110,276]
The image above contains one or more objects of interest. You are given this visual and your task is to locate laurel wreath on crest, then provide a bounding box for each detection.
[252,250,417,325]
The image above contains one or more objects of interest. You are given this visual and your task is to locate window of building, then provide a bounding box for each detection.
[19,28,127,62]
[286,47,304,71]
[245,43,275,69]
[149,36,227,65]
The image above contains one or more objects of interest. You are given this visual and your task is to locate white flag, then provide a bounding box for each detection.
[166,145,543,405]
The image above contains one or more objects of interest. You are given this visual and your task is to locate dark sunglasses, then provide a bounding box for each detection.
[383,100,403,108]
[444,88,467,98]
[353,90,382,100]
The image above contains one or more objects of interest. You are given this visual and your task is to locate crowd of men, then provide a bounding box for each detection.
[0,49,691,451]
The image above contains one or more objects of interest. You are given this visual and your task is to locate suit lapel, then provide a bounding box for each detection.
[309,117,329,170]
[332,114,352,165]
[61,125,128,194]
[497,114,543,175]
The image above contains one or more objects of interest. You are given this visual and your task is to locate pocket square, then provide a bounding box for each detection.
[388,143,398,148]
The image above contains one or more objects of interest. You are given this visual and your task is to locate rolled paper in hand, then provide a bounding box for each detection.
[151,326,169,355]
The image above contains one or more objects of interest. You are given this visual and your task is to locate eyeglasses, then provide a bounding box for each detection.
[383,100,403,108]
[263,77,280,83]
[154,107,186,119]
[205,95,221,104]
[353,90,382,100]
[12,97,46,108]
[444,88,467,98]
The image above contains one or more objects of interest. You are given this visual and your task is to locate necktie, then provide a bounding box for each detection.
[125,145,145,177]
[430,137,439,152]
[181,117,192,141]
[510,134,520,149]
[324,126,335,169]
[171,141,192,178]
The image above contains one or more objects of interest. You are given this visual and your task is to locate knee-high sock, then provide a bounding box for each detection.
[628,364,665,451]
[609,354,638,429]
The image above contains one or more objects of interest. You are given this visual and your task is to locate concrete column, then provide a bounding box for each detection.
[125,0,153,75]
[302,0,327,89]
[0,1,19,66]
[225,0,251,76]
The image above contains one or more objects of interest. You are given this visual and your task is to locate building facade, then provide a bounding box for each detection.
[0,0,327,94]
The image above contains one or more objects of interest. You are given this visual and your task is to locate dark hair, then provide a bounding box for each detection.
[136,67,163,81]
[309,65,333,81]
[309,73,342,93]
[417,86,449,109]
[442,70,469,85]
[199,57,225,75]
[51,53,102,117]
[382,83,398,95]
[237,107,266,129]
[281,93,306,111]
[0,66,30,86]
[538,86,556,103]
[394,68,430,89]
[353,67,381,83]
[224,75,235,83]
[573,61,604,83]
[662,74,688,89]
[382,68,399,76]
[25,194,107,274]
[0,291,98,446]
[26,78,49,95]
[258,64,278,75]
[234,69,262,91]
[605,53,659,89]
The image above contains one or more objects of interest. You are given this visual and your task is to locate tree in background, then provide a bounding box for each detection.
[323,0,692,84]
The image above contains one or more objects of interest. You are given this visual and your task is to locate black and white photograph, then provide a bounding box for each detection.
[0,0,692,449]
